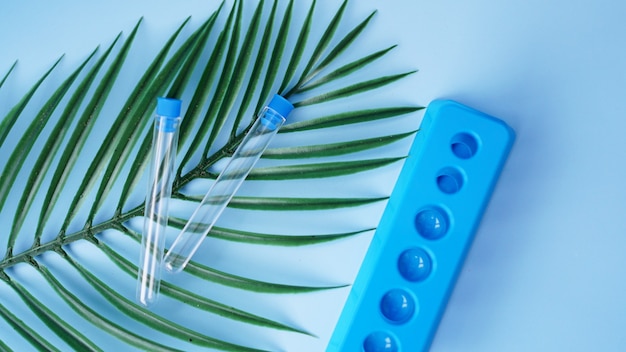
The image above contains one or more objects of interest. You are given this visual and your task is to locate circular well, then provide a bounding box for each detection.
[380,289,416,323]
[415,207,450,239]
[436,167,464,194]
[398,248,432,282]
[451,132,479,159]
[363,331,399,352]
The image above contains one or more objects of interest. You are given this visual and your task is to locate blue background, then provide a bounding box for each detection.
[1,0,625,350]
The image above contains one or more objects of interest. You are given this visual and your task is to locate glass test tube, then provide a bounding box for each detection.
[163,94,294,273]
[136,97,182,307]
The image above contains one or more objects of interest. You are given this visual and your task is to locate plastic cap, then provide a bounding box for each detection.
[268,94,294,118]
[157,97,182,117]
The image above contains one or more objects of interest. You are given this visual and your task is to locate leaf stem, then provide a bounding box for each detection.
[0,123,249,271]
[0,205,142,271]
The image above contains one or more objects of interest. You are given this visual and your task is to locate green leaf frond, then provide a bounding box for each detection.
[0,0,421,350]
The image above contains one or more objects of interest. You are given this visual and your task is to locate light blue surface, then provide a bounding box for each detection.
[2,0,626,351]
[328,100,515,351]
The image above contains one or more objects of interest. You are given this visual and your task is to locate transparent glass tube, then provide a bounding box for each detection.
[137,97,181,307]
[164,95,293,273]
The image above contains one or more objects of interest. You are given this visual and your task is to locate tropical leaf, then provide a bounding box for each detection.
[0,0,421,350]
[262,131,417,159]
[3,49,97,243]
[0,61,16,90]
[0,58,62,149]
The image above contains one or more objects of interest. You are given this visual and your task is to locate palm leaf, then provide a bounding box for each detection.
[38,265,181,352]
[0,300,60,352]
[85,15,210,225]
[0,1,421,350]
[30,34,124,242]
[0,57,62,149]
[286,0,349,97]
[229,1,278,139]
[296,45,398,92]
[262,131,416,159]
[292,9,378,94]
[2,49,96,245]
[11,46,107,247]
[0,61,16,90]
[293,71,417,107]
[116,223,337,293]
[8,277,102,351]
[116,8,223,212]
[95,239,310,334]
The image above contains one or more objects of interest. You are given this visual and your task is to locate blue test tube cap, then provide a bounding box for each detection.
[157,97,182,118]
[157,97,182,132]
[268,94,294,118]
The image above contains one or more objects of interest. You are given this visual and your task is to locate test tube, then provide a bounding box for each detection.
[136,97,182,307]
[164,94,294,273]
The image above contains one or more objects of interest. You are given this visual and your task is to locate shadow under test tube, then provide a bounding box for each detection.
[137,97,182,307]
[164,94,294,273]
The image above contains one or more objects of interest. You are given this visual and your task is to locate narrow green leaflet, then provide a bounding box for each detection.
[86,17,205,224]
[35,22,138,238]
[167,216,370,245]
[294,71,416,107]
[0,336,12,352]
[160,281,311,335]
[0,301,60,352]
[8,278,103,351]
[296,10,378,92]
[173,4,225,151]
[55,18,147,230]
[286,0,349,96]
[166,6,223,99]
[177,194,387,211]
[184,223,372,247]
[14,43,113,246]
[297,45,398,93]
[251,0,293,116]
[95,237,310,334]
[116,8,223,212]
[0,57,61,150]
[229,1,278,139]
[280,106,422,133]
[245,157,404,180]
[177,3,239,174]
[4,49,97,246]
[205,0,264,152]
[200,3,244,159]
[65,256,266,352]
[37,265,182,352]
[184,259,347,294]
[278,0,316,94]
[262,131,415,159]
[196,158,404,181]
[0,61,17,90]
[116,223,334,293]
[226,196,388,211]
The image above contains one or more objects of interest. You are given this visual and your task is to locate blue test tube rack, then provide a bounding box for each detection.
[327,100,515,351]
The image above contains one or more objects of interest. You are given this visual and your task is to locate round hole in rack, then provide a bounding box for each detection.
[451,132,479,159]
[380,289,416,324]
[363,331,399,352]
[436,167,464,194]
[415,207,449,239]
[398,248,432,282]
